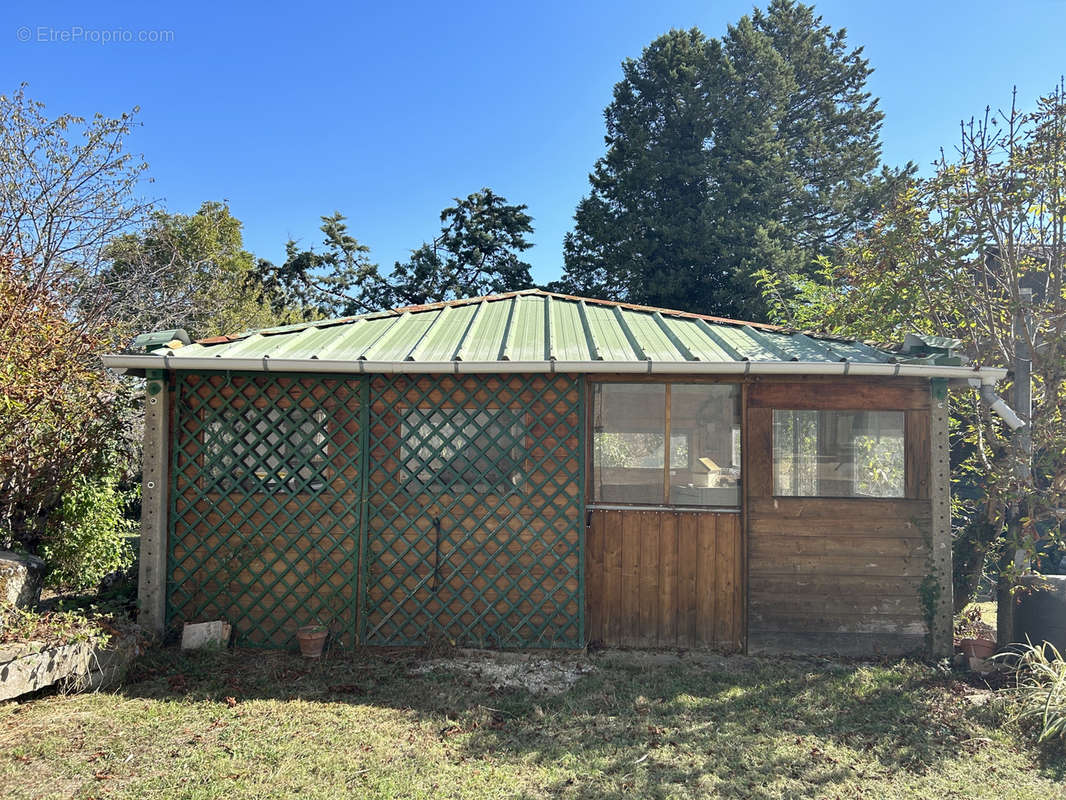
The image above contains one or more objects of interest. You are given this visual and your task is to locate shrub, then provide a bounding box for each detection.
[1002,639,1066,743]
[40,476,137,591]
[0,255,138,574]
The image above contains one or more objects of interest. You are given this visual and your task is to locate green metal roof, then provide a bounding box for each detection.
[151,289,912,366]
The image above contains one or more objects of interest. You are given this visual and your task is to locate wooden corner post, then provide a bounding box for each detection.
[928,378,954,658]
[139,370,169,635]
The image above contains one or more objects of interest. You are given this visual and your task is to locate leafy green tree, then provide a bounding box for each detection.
[759,85,1066,619]
[0,85,151,296]
[41,477,137,591]
[102,201,283,339]
[0,87,145,586]
[555,1,908,320]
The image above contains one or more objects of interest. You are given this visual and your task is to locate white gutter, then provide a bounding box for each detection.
[101,353,1009,383]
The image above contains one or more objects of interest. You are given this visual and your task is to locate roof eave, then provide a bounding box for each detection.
[100,353,1009,383]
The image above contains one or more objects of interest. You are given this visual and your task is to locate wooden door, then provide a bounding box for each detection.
[585,509,743,650]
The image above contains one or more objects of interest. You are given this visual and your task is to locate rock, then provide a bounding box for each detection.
[0,642,93,701]
[0,551,47,610]
[180,620,232,650]
[0,625,146,701]
[79,629,145,691]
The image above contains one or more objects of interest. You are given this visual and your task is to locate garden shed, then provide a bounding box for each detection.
[103,289,1009,657]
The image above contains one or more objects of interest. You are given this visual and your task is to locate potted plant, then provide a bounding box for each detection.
[296,623,328,658]
[955,606,997,660]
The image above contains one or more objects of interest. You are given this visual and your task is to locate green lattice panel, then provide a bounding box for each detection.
[168,372,364,648]
[364,373,584,648]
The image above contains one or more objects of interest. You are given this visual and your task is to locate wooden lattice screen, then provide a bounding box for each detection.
[364,374,584,648]
[168,373,364,647]
[166,371,585,649]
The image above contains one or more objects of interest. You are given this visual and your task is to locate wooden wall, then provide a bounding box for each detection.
[585,509,743,650]
[746,377,933,656]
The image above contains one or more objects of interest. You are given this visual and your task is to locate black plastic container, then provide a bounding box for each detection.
[1013,575,1066,654]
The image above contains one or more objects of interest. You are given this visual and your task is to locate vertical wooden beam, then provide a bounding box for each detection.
[696,513,717,647]
[928,379,954,659]
[663,384,672,505]
[740,381,750,654]
[714,516,736,646]
[677,512,699,646]
[620,510,641,646]
[603,509,622,645]
[138,370,169,635]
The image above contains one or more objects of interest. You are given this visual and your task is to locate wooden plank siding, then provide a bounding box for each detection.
[586,509,743,651]
[745,378,934,656]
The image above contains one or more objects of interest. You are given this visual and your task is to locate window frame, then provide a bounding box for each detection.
[200,401,333,495]
[396,404,530,496]
[587,378,743,510]
[770,408,907,500]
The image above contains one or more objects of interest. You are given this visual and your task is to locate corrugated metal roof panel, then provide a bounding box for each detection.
[505,294,546,361]
[408,302,478,361]
[819,339,894,363]
[665,317,734,361]
[361,313,435,360]
[584,303,639,361]
[549,297,593,361]
[458,299,509,361]
[159,289,908,369]
[618,308,687,361]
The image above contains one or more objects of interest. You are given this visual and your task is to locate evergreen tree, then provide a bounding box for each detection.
[555,0,910,320]
[262,189,534,318]
[257,212,383,319]
[387,188,534,307]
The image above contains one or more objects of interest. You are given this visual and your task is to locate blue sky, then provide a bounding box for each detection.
[2,1,1063,285]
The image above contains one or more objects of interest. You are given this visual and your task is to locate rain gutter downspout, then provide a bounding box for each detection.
[969,378,1026,430]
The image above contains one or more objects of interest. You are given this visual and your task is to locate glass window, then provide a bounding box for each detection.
[773,410,905,498]
[591,382,741,507]
[668,384,742,507]
[592,384,666,504]
[205,405,329,493]
[400,408,526,493]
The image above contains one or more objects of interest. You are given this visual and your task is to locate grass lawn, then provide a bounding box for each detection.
[2,646,1063,799]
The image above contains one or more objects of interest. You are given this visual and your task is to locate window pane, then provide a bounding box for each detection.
[592,383,666,504]
[400,408,526,493]
[668,384,742,507]
[773,410,905,498]
[206,405,329,493]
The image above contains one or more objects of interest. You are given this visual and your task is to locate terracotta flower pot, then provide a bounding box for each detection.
[959,636,997,660]
[296,626,328,658]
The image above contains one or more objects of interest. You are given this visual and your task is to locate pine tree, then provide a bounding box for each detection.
[554,0,910,320]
